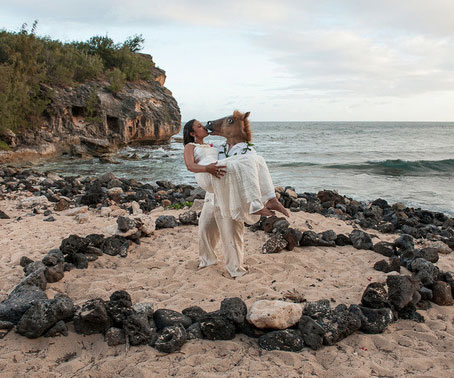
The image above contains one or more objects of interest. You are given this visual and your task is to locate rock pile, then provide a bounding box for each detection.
[2,169,454,354]
[274,187,454,251]
[0,168,203,215]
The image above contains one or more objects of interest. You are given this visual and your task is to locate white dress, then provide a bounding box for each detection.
[191,143,275,224]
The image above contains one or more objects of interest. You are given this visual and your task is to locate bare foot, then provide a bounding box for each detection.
[266,198,290,217]
[253,207,276,217]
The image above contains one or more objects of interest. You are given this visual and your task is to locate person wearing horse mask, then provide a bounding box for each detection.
[183,111,288,278]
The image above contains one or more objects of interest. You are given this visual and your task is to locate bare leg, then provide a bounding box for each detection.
[253,207,276,217]
[265,197,290,217]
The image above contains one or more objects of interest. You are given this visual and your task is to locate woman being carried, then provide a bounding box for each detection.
[183,118,288,225]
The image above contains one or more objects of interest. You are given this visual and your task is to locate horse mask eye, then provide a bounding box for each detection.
[228,118,234,124]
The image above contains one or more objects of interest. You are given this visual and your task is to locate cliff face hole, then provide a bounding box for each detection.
[107,116,120,134]
[71,106,86,118]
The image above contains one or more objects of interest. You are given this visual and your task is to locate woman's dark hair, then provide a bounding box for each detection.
[183,119,196,145]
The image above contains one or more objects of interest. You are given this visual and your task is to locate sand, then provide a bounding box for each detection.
[1,198,454,378]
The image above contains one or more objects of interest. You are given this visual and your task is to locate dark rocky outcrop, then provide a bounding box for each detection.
[0,69,181,164]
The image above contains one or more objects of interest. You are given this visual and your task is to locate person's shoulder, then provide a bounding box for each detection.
[184,143,196,150]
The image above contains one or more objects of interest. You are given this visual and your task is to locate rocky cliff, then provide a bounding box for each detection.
[0,56,181,163]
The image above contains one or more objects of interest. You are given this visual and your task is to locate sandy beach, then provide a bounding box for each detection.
[1,195,454,378]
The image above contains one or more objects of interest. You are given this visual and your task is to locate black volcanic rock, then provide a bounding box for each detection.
[373,241,396,257]
[199,314,236,340]
[258,329,304,352]
[361,282,388,309]
[298,315,325,350]
[350,230,373,250]
[73,298,110,335]
[154,324,187,353]
[153,309,192,329]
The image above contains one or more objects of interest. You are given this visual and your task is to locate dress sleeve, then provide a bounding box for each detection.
[249,199,264,213]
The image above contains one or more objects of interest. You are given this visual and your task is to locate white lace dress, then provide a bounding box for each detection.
[191,143,275,224]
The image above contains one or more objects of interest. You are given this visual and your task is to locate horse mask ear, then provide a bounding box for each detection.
[243,112,251,120]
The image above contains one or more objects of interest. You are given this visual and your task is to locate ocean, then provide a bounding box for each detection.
[37,122,454,216]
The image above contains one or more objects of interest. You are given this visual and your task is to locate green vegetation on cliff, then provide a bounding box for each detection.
[0,21,154,138]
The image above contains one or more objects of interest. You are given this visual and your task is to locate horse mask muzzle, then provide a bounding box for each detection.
[205,121,215,134]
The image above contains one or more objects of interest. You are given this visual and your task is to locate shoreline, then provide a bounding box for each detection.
[1,168,454,376]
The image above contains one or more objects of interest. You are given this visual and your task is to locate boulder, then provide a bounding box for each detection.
[220,297,247,325]
[106,290,133,327]
[117,216,136,232]
[102,236,129,257]
[246,300,302,329]
[153,309,192,329]
[73,298,110,335]
[0,210,10,219]
[349,305,393,334]
[179,211,198,225]
[199,314,236,340]
[0,286,48,324]
[262,234,288,254]
[298,315,325,350]
[60,235,89,255]
[105,327,126,346]
[124,312,157,346]
[432,281,454,306]
[394,234,414,251]
[335,234,352,246]
[42,249,64,266]
[303,300,331,319]
[386,275,421,310]
[410,258,440,286]
[132,303,154,321]
[300,231,335,247]
[182,306,207,323]
[16,300,58,338]
[17,267,47,291]
[350,230,373,250]
[155,215,178,229]
[283,228,299,251]
[258,329,304,352]
[44,320,68,338]
[186,322,203,340]
[373,241,396,257]
[154,324,187,353]
[16,294,74,338]
[420,247,439,263]
[236,321,267,338]
[316,304,362,345]
[319,230,337,243]
[44,263,65,283]
[361,282,388,309]
[421,240,452,255]
[55,199,70,212]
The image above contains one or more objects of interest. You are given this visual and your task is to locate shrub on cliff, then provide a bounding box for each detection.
[107,68,127,94]
[0,22,155,133]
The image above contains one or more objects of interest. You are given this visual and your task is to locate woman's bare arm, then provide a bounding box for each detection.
[184,144,226,177]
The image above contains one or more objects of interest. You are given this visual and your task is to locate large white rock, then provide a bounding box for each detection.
[246,300,303,330]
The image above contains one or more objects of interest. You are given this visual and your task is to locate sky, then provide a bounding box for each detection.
[1,1,453,121]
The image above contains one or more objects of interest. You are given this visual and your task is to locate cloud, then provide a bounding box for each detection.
[2,1,454,120]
